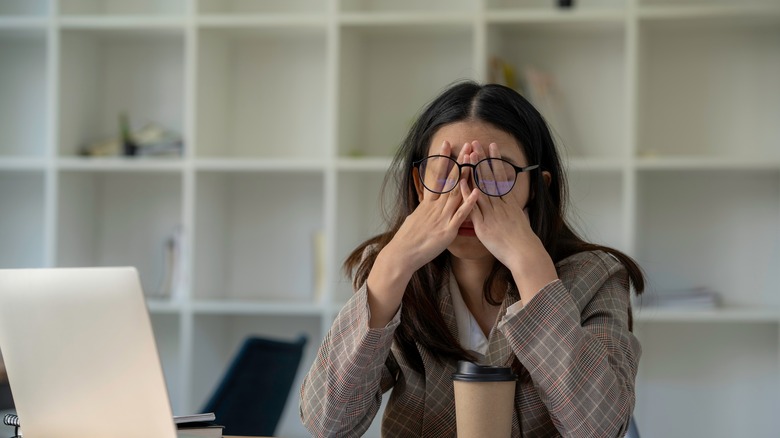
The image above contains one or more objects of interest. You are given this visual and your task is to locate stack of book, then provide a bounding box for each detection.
[641,287,721,310]
[174,412,223,437]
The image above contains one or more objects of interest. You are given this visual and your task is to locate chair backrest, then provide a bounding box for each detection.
[626,415,641,438]
[201,335,307,437]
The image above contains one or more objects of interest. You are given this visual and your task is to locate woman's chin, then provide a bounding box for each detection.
[447,237,492,260]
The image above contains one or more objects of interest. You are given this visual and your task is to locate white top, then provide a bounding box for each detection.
[449,271,490,358]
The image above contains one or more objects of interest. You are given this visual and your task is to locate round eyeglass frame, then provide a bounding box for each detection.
[412,155,540,197]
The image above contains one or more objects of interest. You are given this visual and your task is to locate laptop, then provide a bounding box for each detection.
[0,267,179,438]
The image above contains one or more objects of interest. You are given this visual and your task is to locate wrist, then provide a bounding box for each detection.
[377,242,420,280]
[507,252,558,303]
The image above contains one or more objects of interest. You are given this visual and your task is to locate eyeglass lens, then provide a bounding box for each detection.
[419,156,517,196]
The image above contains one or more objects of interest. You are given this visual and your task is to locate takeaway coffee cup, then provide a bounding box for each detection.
[452,361,517,438]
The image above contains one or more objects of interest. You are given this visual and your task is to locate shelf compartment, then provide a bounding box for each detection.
[564,156,625,172]
[336,156,392,172]
[0,171,46,268]
[190,314,321,437]
[637,18,780,160]
[639,0,778,7]
[58,17,187,29]
[58,28,184,157]
[485,8,625,24]
[338,12,473,26]
[197,0,326,15]
[56,171,183,296]
[196,26,328,159]
[192,299,324,316]
[193,171,325,302]
[57,156,184,172]
[0,28,48,158]
[636,171,780,309]
[487,0,625,11]
[639,4,780,21]
[59,0,186,16]
[338,24,474,158]
[634,306,780,323]
[333,169,394,303]
[566,170,626,251]
[486,21,627,159]
[633,322,778,437]
[636,156,780,171]
[340,0,477,13]
[149,313,183,413]
[146,297,183,313]
[194,158,326,172]
[0,157,47,170]
[0,0,49,16]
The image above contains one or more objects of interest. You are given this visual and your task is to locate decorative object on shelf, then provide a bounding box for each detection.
[488,56,520,92]
[149,225,182,299]
[120,111,138,157]
[133,123,184,157]
[78,114,183,158]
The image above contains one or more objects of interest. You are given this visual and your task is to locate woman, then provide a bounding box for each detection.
[300,81,644,437]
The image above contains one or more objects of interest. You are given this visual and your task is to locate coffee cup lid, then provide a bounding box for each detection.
[452,361,517,382]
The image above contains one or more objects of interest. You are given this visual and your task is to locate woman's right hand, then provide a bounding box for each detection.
[365,142,478,327]
[384,141,479,274]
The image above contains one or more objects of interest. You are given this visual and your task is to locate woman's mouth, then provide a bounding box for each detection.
[458,221,476,236]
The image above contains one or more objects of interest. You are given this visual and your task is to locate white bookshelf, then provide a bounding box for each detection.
[0,1,778,436]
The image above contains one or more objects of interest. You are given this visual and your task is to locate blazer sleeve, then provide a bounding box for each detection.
[299,282,401,437]
[497,252,641,438]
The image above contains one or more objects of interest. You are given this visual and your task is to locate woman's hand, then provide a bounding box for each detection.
[383,141,479,275]
[461,141,558,303]
[366,141,478,328]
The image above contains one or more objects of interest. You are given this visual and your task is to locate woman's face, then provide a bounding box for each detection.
[419,120,533,261]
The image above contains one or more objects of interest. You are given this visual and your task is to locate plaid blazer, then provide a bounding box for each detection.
[300,250,641,437]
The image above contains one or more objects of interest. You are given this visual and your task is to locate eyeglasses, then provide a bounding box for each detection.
[413,155,539,197]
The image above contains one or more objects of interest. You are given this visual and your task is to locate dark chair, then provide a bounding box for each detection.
[627,415,641,438]
[201,335,307,437]
[0,382,12,411]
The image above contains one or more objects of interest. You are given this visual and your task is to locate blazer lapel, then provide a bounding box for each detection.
[484,289,520,367]
[439,270,459,342]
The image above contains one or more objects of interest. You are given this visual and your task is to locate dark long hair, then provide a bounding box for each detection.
[344,81,644,374]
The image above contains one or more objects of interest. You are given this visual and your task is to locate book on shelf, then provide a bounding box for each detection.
[488,57,579,157]
[148,225,183,300]
[174,412,223,438]
[312,229,325,303]
[640,287,721,310]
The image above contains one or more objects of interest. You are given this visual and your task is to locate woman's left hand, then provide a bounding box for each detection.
[460,141,558,303]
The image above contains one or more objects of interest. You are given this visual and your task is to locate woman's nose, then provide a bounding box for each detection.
[458,164,475,189]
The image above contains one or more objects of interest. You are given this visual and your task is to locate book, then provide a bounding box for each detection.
[174,413,216,425]
[522,66,579,157]
[640,287,721,310]
[176,425,223,438]
[312,229,325,302]
[174,412,223,438]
